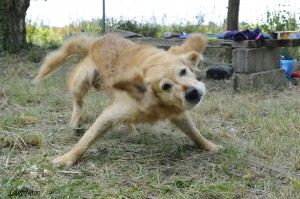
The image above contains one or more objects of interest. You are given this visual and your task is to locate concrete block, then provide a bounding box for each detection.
[233,47,281,73]
[233,69,287,91]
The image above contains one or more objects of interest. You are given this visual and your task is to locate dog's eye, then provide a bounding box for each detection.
[162,83,172,91]
[179,68,187,76]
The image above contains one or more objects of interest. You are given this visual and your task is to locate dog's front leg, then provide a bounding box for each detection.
[170,112,223,152]
[53,103,129,167]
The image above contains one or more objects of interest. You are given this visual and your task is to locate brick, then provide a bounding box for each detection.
[233,47,280,73]
[233,69,287,90]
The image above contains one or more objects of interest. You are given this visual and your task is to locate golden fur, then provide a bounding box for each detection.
[34,33,222,167]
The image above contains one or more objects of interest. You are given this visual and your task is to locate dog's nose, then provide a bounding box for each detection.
[185,86,202,104]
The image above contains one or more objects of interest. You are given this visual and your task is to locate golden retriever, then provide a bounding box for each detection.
[34,33,222,167]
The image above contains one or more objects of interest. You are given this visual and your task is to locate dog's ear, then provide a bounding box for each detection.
[168,35,207,56]
[181,51,201,72]
[113,69,148,101]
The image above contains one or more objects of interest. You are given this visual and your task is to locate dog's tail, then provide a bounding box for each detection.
[33,35,98,83]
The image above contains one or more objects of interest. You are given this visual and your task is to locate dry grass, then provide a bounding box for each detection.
[1,50,300,198]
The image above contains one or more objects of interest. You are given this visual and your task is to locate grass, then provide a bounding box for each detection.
[1,48,300,198]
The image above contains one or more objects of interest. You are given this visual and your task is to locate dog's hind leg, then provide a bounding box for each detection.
[170,112,223,152]
[68,59,100,130]
[69,77,89,130]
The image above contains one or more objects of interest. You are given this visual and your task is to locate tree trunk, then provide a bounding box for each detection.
[0,0,7,51]
[227,0,240,30]
[0,0,30,52]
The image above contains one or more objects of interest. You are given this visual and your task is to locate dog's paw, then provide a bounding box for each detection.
[52,152,79,168]
[204,142,224,153]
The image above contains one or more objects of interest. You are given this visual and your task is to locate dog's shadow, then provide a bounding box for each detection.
[80,124,222,169]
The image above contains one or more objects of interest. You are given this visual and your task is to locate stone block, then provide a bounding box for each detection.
[233,69,287,91]
[233,47,281,73]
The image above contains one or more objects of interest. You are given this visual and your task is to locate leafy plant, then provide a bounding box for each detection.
[261,9,300,60]
[261,10,299,32]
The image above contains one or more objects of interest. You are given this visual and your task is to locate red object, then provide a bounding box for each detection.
[292,72,300,78]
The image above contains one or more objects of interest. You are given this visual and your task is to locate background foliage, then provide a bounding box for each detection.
[25,10,300,59]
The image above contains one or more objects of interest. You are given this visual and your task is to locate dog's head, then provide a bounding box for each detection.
[113,35,207,111]
[144,50,206,110]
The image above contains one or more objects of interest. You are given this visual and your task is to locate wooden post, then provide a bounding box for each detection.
[226,0,240,30]
[0,0,7,51]
[226,0,240,66]
[102,0,106,34]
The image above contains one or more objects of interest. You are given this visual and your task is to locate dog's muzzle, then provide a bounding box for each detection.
[185,86,202,105]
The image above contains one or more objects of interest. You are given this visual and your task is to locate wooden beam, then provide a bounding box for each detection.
[231,39,300,48]
[130,38,232,48]
[130,38,300,48]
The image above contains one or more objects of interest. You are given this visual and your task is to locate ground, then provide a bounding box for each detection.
[1,49,300,198]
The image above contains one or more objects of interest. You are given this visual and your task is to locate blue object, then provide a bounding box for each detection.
[164,32,172,39]
[179,32,187,39]
[263,34,270,39]
[280,59,297,80]
[224,28,264,41]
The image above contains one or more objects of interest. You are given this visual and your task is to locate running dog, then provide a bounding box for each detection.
[34,33,222,167]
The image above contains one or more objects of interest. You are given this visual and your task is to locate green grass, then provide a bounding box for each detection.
[1,49,300,198]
